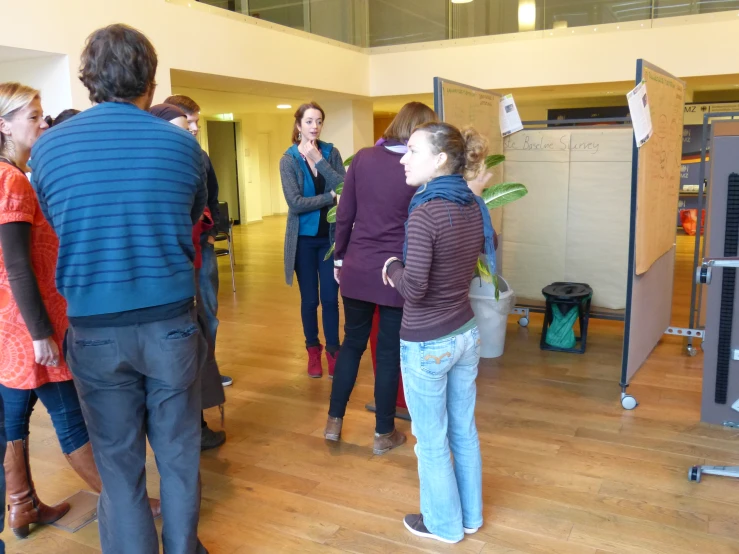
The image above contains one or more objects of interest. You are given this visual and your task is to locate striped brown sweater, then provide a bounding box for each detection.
[387,198,484,342]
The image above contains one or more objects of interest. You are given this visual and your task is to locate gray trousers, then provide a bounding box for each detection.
[67,308,208,554]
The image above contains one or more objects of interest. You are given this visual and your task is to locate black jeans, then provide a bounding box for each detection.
[328,296,403,434]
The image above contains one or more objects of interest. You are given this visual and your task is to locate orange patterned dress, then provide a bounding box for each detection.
[0,163,72,389]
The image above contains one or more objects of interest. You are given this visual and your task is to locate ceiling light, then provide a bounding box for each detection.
[518,0,536,31]
[277,104,292,109]
[451,0,474,3]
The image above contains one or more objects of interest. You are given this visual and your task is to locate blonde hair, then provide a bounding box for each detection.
[413,122,488,181]
[0,82,40,157]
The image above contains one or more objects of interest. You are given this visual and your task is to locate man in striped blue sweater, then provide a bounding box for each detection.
[30,25,208,554]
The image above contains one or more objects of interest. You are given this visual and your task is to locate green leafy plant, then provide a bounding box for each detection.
[475,154,528,300]
[322,157,352,261]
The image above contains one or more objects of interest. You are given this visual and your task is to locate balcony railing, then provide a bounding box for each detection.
[197,0,739,48]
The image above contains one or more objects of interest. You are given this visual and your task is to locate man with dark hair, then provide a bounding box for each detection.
[30,24,208,554]
[164,94,234,402]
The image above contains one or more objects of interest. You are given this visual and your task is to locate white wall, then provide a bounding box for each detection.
[321,99,374,158]
[0,55,73,119]
[4,0,739,109]
[0,0,370,110]
[369,11,739,96]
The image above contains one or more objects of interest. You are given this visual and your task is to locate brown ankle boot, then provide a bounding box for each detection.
[373,429,407,455]
[5,439,70,538]
[65,442,162,519]
[324,416,343,441]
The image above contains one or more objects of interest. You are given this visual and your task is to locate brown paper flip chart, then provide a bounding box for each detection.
[635,66,685,275]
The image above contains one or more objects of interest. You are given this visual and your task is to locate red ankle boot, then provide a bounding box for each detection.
[307,345,323,378]
[326,350,338,379]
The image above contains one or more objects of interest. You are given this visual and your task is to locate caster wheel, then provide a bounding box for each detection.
[689,466,701,482]
[697,266,711,285]
[519,317,529,328]
[687,346,698,357]
[621,394,638,410]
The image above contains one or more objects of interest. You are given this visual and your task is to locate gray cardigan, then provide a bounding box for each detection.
[280,147,346,285]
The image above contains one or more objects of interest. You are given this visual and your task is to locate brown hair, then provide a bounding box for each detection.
[382,102,437,143]
[414,122,488,181]
[79,24,158,104]
[0,82,40,157]
[292,102,325,144]
[164,95,200,115]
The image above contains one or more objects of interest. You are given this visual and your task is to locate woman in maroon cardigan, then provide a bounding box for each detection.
[324,102,436,454]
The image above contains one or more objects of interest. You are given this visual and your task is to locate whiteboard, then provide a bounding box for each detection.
[502,127,632,310]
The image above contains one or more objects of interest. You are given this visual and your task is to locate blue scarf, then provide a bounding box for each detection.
[287,141,334,236]
[404,174,496,276]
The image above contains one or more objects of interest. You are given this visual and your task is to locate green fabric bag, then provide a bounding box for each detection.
[545,304,578,349]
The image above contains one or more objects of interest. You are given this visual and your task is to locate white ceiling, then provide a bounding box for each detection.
[0,45,58,64]
[174,69,739,116]
[170,69,366,115]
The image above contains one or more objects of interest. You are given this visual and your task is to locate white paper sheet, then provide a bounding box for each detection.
[502,156,569,302]
[502,128,633,308]
[499,94,524,137]
[627,81,653,147]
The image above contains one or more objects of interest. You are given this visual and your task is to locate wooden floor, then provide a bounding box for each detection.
[6,218,739,554]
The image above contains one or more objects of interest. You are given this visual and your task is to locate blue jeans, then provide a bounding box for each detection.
[0,395,5,553]
[68,308,207,554]
[0,380,89,455]
[199,242,219,344]
[294,236,340,349]
[401,327,483,542]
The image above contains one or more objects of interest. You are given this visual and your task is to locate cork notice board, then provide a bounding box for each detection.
[434,78,503,185]
[635,66,685,274]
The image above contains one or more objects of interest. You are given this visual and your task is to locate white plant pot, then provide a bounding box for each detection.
[469,276,516,358]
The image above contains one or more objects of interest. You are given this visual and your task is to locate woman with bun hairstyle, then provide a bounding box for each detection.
[383,122,495,544]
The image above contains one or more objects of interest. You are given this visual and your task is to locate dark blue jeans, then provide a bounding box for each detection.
[294,235,340,350]
[0,395,5,553]
[329,297,403,434]
[198,242,219,344]
[67,308,207,554]
[0,380,89,455]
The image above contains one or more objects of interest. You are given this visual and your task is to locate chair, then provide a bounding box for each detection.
[214,201,236,293]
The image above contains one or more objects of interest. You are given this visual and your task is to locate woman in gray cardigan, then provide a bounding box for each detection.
[280,102,345,378]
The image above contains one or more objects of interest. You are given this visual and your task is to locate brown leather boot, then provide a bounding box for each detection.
[65,442,162,519]
[373,429,407,455]
[324,416,343,441]
[5,438,70,538]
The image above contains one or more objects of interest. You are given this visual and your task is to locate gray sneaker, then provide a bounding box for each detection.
[201,425,226,451]
[403,514,460,544]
